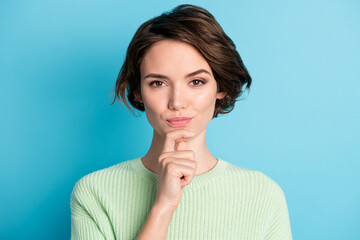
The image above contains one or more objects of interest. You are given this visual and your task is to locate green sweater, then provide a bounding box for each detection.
[70,157,292,240]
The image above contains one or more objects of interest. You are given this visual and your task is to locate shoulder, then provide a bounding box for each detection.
[70,158,141,219]
[71,158,137,200]
[224,161,286,201]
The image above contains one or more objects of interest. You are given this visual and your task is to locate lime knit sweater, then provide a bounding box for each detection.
[70,157,292,240]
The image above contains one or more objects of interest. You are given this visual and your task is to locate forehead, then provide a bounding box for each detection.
[140,39,213,77]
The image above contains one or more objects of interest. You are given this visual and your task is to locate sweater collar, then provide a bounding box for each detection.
[130,156,228,188]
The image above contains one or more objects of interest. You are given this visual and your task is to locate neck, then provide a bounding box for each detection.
[141,128,218,176]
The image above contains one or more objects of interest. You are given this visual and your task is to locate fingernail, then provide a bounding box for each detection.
[188,132,195,136]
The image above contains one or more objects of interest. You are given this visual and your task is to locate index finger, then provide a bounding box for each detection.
[161,130,194,153]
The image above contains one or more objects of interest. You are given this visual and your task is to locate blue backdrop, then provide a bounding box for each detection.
[1,0,359,239]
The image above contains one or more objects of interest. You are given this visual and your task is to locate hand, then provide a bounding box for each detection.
[154,129,197,211]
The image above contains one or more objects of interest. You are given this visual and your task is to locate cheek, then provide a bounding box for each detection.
[142,93,165,122]
[193,89,217,112]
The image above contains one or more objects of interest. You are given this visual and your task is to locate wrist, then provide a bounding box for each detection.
[152,200,177,215]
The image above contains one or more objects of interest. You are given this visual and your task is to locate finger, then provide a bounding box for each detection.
[175,141,187,151]
[177,165,196,186]
[160,150,195,160]
[162,130,194,153]
[169,163,196,181]
[161,157,197,169]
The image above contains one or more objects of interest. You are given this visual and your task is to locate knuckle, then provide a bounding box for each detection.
[160,152,171,160]
[167,162,177,171]
[191,161,197,169]
[159,157,169,167]
[159,154,165,161]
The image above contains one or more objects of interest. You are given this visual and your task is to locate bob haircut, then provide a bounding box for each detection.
[112,4,252,118]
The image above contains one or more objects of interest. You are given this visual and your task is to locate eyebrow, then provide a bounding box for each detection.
[143,69,211,80]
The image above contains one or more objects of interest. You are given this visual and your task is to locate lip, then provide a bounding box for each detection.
[166,117,193,127]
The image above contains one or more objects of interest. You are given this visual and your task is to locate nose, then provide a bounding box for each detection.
[168,85,187,111]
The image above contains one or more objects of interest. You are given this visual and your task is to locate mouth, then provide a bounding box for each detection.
[166,117,193,128]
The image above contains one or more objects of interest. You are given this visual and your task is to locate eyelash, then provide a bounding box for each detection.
[149,79,206,87]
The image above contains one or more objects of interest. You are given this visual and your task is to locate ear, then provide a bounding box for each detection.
[216,91,227,100]
[134,91,143,103]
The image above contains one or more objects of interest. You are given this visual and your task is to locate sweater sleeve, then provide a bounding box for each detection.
[70,176,115,240]
[264,183,293,240]
[71,215,105,240]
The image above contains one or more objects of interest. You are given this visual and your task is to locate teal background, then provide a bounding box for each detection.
[1,0,359,239]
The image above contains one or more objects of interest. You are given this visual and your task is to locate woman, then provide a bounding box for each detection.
[70,4,292,240]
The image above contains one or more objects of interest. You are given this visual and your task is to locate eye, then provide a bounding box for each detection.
[149,81,165,87]
[190,79,206,86]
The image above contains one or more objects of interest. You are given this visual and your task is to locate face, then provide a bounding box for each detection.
[137,39,226,138]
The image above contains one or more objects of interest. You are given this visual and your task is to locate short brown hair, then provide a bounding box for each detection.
[111,4,252,118]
